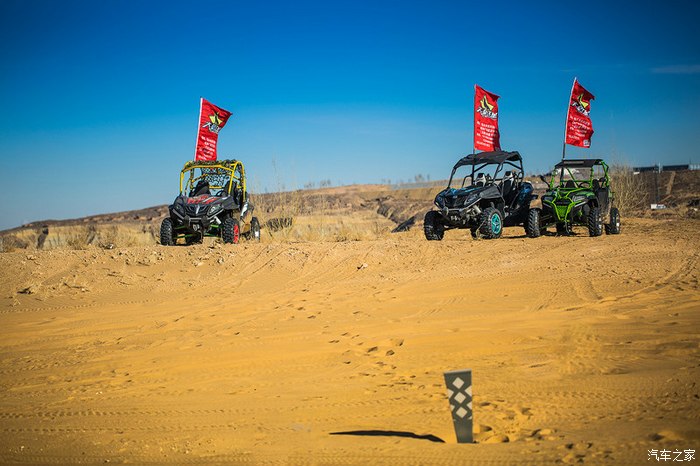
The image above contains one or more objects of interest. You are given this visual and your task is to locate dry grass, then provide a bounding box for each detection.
[262,211,392,243]
[4,170,696,251]
[0,234,30,253]
[0,224,158,251]
[609,164,648,214]
[248,182,395,242]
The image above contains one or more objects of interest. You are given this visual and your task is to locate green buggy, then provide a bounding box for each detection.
[526,159,621,237]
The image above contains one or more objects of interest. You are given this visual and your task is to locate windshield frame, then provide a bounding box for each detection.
[179,160,246,197]
[447,158,523,189]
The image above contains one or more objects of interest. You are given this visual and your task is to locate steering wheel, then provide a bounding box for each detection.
[578,181,590,188]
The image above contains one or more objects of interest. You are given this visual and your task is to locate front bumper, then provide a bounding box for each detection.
[171,209,218,234]
[437,204,481,226]
[542,200,588,224]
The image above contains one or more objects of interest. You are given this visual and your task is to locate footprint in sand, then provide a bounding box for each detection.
[481,434,510,444]
[361,338,405,356]
[526,428,557,441]
[497,406,532,422]
[472,424,512,443]
[560,442,593,464]
[650,430,685,441]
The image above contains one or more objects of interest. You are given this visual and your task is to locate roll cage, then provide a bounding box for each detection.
[180,159,247,201]
[447,151,525,189]
[546,158,611,191]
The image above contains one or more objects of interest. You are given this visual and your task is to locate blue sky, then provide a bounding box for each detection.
[1,0,698,229]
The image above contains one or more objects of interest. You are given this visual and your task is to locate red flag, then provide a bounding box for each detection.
[194,98,233,161]
[565,79,595,148]
[474,85,501,152]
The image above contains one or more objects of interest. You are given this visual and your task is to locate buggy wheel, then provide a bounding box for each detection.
[479,207,503,239]
[587,206,603,237]
[222,217,241,244]
[470,228,479,239]
[525,208,541,238]
[160,218,175,246]
[423,211,444,240]
[605,207,621,235]
[248,217,261,242]
[556,223,568,235]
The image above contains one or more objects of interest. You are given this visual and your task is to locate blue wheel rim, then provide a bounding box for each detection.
[492,214,502,234]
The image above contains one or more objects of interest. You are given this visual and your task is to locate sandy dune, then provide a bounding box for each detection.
[1,218,698,465]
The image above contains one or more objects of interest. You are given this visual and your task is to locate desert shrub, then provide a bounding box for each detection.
[372,221,390,238]
[65,226,97,250]
[609,164,648,214]
[333,224,365,242]
[94,225,147,248]
[265,218,294,232]
[0,234,29,252]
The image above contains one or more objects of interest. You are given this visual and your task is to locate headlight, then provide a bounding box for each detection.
[542,195,553,202]
[464,194,478,205]
[209,204,222,215]
[572,195,587,203]
[435,197,445,208]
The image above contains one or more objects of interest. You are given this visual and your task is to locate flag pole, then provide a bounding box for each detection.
[472,84,477,155]
[562,78,577,160]
[194,97,203,161]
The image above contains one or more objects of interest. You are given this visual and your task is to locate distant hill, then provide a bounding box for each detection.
[1,171,697,252]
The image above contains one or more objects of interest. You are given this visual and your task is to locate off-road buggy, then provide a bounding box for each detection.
[424,150,537,240]
[160,159,261,245]
[526,158,620,237]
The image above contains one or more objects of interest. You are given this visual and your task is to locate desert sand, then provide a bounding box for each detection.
[1,217,699,464]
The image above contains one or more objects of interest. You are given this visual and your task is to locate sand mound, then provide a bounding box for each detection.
[1,217,698,464]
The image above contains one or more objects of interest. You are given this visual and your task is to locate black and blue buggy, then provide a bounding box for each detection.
[424,150,537,240]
